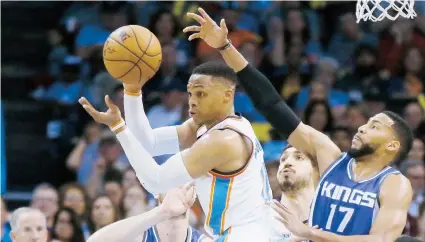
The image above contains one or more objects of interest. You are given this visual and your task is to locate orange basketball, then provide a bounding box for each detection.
[103,25,162,85]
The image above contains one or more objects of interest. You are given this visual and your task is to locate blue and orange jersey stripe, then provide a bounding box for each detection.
[205,176,234,235]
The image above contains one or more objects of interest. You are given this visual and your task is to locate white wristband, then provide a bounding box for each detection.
[110,120,126,132]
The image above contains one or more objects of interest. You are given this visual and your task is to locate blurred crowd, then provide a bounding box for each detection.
[2,1,425,241]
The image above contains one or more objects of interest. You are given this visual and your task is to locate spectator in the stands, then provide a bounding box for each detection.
[47,24,78,79]
[362,92,387,117]
[147,9,191,67]
[389,47,425,98]
[283,7,322,62]
[50,207,84,242]
[104,179,123,209]
[66,122,102,175]
[295,57,349,112]
[303,100,334,135]
[122,184,150,218]
[144,42,189,97]
[59,183,91,239]
[44,56,94,105]
[60,2,101,27]
[344,103,369,134]
[87,195,119,235]
[9,207,48,242]
[404,102,424,133]
[378,18,425,75]
[121,168,138,191]
[400,160,425,218]
[328,12,377,68]
[76,2,131,59]
[335,44,383,102]
[408,138,425,162]
[1,198,12,242]
[219,2,259,34]
[85,132,127,197]
[147,81,187,129]
[330,126,352,152]
[31,183,59,229]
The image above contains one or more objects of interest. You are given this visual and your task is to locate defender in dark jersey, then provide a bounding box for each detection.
[87,183,212,242]
[183,8,414,242]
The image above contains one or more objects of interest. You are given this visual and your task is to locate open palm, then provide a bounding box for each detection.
[78,96,122,127]
[183,8,229,48]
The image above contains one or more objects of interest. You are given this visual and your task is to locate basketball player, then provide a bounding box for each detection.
[9,207,48,242]
[182,7,413,241]
[271,145,317,241]
[88,182,211,242]
[79,53,273,241]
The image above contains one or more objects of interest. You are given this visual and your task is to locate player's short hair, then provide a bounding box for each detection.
[382,111,413,162]
[282,144,293,153]
[10,207,45,232]
[192,62,238,86]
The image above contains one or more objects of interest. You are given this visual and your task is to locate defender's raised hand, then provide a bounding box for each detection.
[160,181,196,218]
[79,95,122,127]
[183,7,228,48]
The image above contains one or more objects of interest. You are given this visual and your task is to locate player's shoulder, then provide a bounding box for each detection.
[379,172,413,203]
[198,128,243,145]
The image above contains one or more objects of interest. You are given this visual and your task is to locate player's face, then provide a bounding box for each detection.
[349,113,400,159]
[277,147,314,193]
[187,74,233,125]
[11,212,48,242]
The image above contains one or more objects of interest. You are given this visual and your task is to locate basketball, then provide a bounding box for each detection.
[103,25,162,85]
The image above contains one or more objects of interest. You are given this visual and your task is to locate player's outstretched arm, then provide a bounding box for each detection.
[79,95,240,194]
[123,85,199,157]
[116,125,240,193]
[87,183,196,242]
[183,8,341,174]
[271,174,413,242]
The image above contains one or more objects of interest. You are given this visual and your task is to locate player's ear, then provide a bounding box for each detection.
[386,140,400,152]
[223,89,234,103]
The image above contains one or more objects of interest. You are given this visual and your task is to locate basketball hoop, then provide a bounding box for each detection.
[356,0,417,22]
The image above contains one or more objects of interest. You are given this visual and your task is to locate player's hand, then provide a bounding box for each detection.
[183,8,229,48]
[79,96,122,128]
[160,181,196,218]
[269,200,314,240]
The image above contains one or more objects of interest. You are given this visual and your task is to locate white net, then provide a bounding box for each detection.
[356,0,417,22]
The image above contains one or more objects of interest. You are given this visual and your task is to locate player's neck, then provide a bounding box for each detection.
[156,217,189,242]
[353,153,392,181]
[204,107,235,130]
[281,184,315,221]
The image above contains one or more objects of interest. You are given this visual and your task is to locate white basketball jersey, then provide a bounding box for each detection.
[194,114,273,238]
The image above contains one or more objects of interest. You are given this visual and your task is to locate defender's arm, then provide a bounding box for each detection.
[220,44,341,174]
[309,175,413,242]
[124,91,199,157]
[115,123,243,194]
[87,206,168,242]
